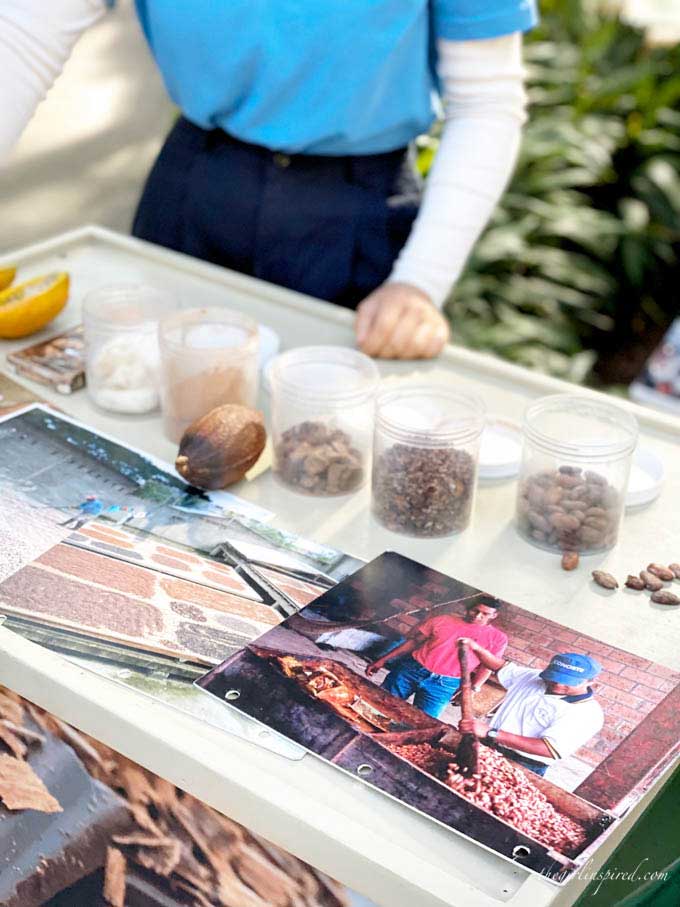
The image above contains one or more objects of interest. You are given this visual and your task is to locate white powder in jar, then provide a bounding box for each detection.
[88,332,161,414]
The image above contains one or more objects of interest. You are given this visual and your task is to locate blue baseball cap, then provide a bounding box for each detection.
[540,653,602,685]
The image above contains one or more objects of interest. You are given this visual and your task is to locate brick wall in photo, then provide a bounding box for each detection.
[361,573,680,771]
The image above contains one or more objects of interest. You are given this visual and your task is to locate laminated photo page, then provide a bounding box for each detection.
[197,551,680,884]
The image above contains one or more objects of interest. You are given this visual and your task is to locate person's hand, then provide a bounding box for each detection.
[458,637,480,653]
[458,718,490,738]
[355,282,449,359]
[365,660,384,678]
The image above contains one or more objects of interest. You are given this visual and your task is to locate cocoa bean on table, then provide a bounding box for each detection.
[592,570,619,590]
[561,551,579,571]
[651,590,680,606]
[669,563,680,580]
[625,575,646,591]
[640,570,664,592]
[646,563,675,582]
[517,466,621,553]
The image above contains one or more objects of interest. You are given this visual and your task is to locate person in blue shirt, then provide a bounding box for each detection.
[59,494,104,530]
[1,1,537,359]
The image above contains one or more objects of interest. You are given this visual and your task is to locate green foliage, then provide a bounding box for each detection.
[435,0,680,383]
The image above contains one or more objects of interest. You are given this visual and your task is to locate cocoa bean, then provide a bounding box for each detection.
[669,563,680,579]
[640,571,664,592]
[625,575,646,591]
[647,563,675,582]
[528,510,551,533]
[592,570,619,590]
[561,551,579,571]
[651,590,680,606]
[549,512,581,532]
[557,473,581,488]
[517,466,621,554]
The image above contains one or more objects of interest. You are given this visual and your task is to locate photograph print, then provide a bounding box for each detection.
[197,551,680,883]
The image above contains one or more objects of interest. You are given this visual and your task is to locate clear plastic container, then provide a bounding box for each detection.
[372,385,486,537]
[159,307,259,442]
[515,394,639,553]
[83,284,172,415]
[269,346,379,495]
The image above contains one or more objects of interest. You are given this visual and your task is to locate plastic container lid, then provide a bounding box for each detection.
[478,416,523,480]
[625,446,664,509]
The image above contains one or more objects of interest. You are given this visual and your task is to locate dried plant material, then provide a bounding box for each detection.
[592,570,619,590]
[517,466,621,553]
[625,575,646,591]
[275,421,364,495]
[0,754,61,812]
[1,719,44,749]
[646,563,675,582]
[669,563,680,579]
[373,443,475,537]
[0,691,25,726]
[0,722,28,759]
[651,590,680,606]
[135,838,182,876]
[561,551,579,571]
[640,570,664,592]
[104,847,127,907]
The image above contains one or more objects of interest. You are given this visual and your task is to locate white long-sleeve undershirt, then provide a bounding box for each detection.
[0,2,527,309]
[389,34,528,306]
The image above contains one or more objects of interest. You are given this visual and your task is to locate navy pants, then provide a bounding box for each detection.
[132,117,422,308]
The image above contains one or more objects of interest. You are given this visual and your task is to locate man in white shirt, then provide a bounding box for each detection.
[457,643,604,777]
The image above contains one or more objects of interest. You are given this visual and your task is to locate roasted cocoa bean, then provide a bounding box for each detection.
[275,421,364,495]
[647,563,675,582]
[592,570,619,590]
[625,575,646,590]
[651,590,680,606]
[640,570,664,592]
[561,551,579,571]
[669,563,680,579]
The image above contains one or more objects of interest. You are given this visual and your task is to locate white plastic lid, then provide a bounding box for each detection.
[625,446,664,509]
[478,416,523,480]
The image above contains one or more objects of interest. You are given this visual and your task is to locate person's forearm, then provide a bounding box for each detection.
[471,667,492,690]
[0,0,106,162]
[373,638,418,666]
[470,646,506,674]
[494,730,553,759]
[389,33,527,307]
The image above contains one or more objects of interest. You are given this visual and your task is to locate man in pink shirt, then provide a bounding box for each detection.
[365,596,507,718]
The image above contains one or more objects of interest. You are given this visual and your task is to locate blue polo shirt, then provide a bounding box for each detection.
[133,1,537,155]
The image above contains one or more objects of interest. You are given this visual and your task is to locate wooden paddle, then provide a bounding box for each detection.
[456,638,479,776]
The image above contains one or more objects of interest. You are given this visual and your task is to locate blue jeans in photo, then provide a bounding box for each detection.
[381,655,460,718]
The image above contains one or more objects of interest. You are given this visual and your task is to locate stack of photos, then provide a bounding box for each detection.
[0,405,362,728]
[198,552,680,884]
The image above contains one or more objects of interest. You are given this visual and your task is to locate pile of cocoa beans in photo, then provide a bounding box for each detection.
[389,742,586,857]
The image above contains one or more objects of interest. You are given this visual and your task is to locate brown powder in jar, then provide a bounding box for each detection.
[162,365,251,443]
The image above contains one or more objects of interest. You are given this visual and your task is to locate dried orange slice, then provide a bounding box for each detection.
[0,272,69,339]
[0,266,15,292]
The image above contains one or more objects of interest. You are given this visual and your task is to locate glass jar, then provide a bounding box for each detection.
[159,307,259,442]
[83,284,172,414]
[269,346,379,495]
[372,385,486,537]
[515,394,639,553]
